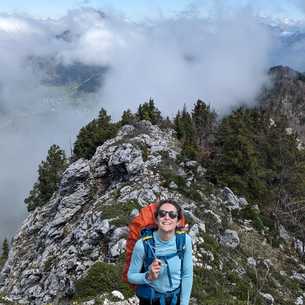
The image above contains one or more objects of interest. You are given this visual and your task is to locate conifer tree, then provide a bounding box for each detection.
[0,237,9,269]
[175,105,194,141]
[260,114,305,205]
[192,99,217,150]
[137,99,162,125]
[1,238,9,259]
[25,144,68,212]
[174,105,199,159]
[159,116,174,129]
[208,107,305,206]
[73,108,118,160]
[209,107,267,202]
[120,109,137,126]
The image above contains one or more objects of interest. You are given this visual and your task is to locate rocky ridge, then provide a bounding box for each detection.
[259,65,305,143]
[0,121,305,305]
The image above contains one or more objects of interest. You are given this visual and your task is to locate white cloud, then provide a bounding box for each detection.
[0,7,302,242]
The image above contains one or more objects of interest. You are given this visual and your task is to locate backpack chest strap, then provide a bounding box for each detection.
[142,229,186,289]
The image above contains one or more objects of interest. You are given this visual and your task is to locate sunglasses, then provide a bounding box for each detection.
[158,209,178,219]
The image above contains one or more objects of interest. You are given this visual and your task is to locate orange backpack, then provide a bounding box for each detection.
[122,202,187,283]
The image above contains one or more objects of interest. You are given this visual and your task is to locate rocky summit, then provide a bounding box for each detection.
[1,120,305,305]
[259,65,305,142]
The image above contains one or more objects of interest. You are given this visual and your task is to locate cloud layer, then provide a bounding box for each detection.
[0,7,303,242]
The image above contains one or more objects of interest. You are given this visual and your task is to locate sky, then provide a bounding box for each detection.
[0,0,305,22]
[1,1,305,245]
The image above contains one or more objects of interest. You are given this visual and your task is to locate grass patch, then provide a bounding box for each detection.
[0,294,17,305]
[73,261,133,301]
[99,200,141,227]
[43,255,58,272]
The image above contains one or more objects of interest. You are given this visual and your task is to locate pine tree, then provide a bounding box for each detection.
[174,105,199,159]
[120,109,137,126]
[260,114,305,205]
[25,144,68,212]
[137,99,162,125]
[175,105,194,142]
[0,237,9,269]
[192,99,217,150]
[1,238,9,259]
[208,107,305,206]
[73,108,118,160]
[159,116,174,130]
[209,107,267,202]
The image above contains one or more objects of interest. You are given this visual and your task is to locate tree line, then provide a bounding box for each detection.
[24,98,305,245]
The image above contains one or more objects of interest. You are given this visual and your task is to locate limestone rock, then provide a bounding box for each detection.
[219,229,240,249]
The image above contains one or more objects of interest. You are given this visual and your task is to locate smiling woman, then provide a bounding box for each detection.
[128,200,193,305]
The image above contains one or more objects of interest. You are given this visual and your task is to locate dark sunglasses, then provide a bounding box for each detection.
[158,209,178,219]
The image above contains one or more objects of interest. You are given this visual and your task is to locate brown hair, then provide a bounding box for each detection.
[155,199,183,220]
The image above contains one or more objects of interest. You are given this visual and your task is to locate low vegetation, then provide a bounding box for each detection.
[73,261,133,302]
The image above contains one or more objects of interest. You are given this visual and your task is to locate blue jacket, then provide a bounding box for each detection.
[128,231,193,305]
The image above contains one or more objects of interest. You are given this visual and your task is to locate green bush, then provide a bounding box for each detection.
[237,205,264,232]
[98,200,141,227]
[74,261,133,300]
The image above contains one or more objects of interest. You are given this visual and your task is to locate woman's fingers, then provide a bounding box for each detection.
[151,265,160,273]
[148,259,164,280]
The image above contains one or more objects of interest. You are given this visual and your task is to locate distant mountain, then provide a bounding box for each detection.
[258,65,305,142]
[29,55,109,94]
[280,31,305,47]
[55,30,73,43]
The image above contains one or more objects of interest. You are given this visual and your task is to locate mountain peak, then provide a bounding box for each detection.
[268,65,302,80]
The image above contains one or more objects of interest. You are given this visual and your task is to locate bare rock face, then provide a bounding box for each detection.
[0,121,187,305]
[2,119,303,305]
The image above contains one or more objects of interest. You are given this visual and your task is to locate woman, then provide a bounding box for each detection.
[128,199,193,305]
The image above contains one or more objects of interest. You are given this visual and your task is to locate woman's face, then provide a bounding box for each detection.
[156,203,179,233]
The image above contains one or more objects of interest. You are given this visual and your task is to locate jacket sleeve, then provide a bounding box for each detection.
[127,239,152,285]
[179,234,193,305]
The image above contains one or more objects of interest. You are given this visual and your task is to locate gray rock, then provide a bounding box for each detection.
[291,272,305,284]
[112,290,125,300]
[83,300,96,305]
[238,197,248,207]
[295,296,304,305]
[259,292,274,305]
[220,230,240,249]
[111,227,129,241]
[169,181,178,189]
[59,159,90,195]
[110,239,126,257]
[247,257,257,267]
[97,219,111,235]
[117,125,136,137]
[109,143,144,176]
[223,187,242,210]
[294,239,304,257]
[279,225,291,242]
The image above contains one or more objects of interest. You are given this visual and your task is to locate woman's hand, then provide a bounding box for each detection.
[147,259,162,280]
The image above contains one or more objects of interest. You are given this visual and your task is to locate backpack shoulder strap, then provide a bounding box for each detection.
[175,230,186,260]
[175,230,186,285]
[141,228,156,271]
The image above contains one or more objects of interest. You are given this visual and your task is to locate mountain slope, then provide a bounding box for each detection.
[1,121,305,305]
[259,65,305,142]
